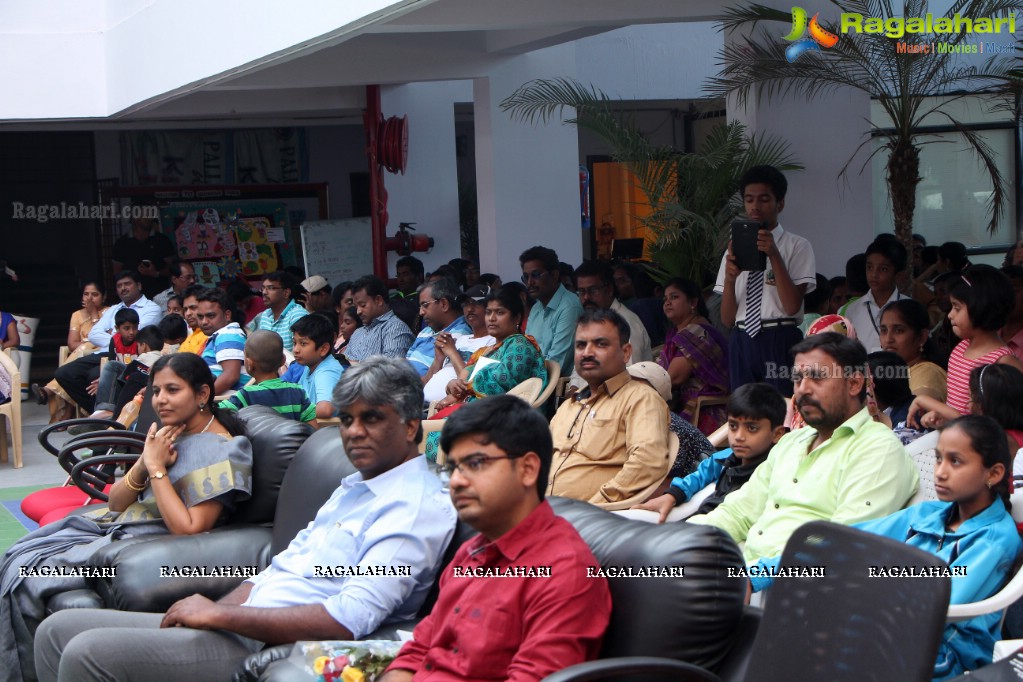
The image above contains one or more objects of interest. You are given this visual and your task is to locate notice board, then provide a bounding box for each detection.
[299,218,374,287]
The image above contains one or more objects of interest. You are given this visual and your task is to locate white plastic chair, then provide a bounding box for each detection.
[0,349,23,468]
[905,430,940,506]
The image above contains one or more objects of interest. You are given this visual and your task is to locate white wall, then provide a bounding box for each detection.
[381,80,473,276]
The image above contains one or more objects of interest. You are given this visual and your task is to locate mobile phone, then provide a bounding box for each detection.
[731,219,767,272]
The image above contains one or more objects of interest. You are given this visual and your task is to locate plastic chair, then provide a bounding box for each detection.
[692,395,729,429]
[506,376,543,406]
[532,359,561,409]
[0,348,23,467]
[544,521,951,682]
[906,430,940,506]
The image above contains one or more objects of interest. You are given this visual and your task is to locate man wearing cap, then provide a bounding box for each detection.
[423,284,496,403]
[405,278,471,379]
[567,260,652,391]
[300,275,334,314]
[547,308,671,508]
[247,270,308,351]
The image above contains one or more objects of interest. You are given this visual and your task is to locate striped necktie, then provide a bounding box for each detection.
[745,271,764,337]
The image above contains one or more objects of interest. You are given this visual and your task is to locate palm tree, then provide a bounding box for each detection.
[500,78,802,282]
[708,0,1019,253]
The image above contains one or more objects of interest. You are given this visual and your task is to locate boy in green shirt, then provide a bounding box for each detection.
[218,330,316,425]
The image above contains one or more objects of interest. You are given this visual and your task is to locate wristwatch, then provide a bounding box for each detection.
[152,471,167,480]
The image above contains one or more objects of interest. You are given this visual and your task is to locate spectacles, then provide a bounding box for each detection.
[441,454,518,477]
[419,298,441,310]
[520,269,547,284]
[261,286,282,292]
[577,285,608,298]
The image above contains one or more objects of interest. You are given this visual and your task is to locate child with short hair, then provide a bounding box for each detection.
[92,324,163,419]
[634,382,787,523]
[219,330,316,425]
[855,415,1021,680]
[281,313,344,419]
[109,308,140,363]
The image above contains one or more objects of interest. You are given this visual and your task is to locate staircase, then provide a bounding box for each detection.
[0,265,84,384]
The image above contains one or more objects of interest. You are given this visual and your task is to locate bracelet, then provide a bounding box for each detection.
[123,468,148,491]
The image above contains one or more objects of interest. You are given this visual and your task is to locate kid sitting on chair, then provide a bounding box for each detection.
[219,330,316,426]
[633,382,787,523]
[855,415,1022,680]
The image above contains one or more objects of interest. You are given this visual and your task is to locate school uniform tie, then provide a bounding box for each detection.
[745,271,764,337]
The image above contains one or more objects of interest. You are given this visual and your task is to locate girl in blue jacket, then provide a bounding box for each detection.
[855,414,1022,680]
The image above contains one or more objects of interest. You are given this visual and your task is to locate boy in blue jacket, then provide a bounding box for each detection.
[635,382,787,523]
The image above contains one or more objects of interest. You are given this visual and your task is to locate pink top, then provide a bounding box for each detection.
[946,340,1013,414]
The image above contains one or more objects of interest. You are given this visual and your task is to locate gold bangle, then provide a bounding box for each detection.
[123,468,147,491]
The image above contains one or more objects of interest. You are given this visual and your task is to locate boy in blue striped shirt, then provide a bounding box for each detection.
[219,330,316,425]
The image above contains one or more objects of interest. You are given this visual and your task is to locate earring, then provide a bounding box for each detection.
[199,403,205,412]
[987,482,993,489]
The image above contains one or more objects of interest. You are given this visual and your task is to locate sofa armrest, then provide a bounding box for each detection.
[87,525,274,612]
[542,657,722,682]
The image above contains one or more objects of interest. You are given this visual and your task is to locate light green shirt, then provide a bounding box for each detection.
[524,284,584,376]
[690,406,918,566]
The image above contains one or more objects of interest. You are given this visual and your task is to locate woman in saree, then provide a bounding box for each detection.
[30,282,109,423]
[1,353,253,682]
[424,286,548,461]
[657,277,729,434]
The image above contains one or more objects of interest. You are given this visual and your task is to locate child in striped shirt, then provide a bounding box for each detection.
[218,330,316,425]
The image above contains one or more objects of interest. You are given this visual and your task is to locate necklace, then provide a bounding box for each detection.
[184,414,216,436]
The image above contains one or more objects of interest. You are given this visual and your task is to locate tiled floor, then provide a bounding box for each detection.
[0,484,44,552]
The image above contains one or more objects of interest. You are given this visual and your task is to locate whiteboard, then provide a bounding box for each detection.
[299,218,374,287]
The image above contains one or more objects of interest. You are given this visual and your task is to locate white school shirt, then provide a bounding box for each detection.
[713,225,817,324]
[843,289,909,353]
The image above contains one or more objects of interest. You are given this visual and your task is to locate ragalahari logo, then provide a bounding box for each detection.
[783,6,840,61]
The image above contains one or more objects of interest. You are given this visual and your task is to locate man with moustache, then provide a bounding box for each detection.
[380,395,611,681]
[689,332,918,594]
[247,271,308,352]
[546,308,671,508]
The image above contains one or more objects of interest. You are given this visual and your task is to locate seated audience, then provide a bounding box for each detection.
[689,332,918,593]
[547,308,670,507]
[177,285,209,355]
[940,265,1022,415]
[345,275,415,361]
[406,277,471,378]
[35,357,457,682]
[422,284,495,403]
[626,362,713,479]
[798,273,831,334]
[658,276,729,433]
[879,298,947,402]
[195,287,251,394]
[1002,266,1023,363]
[521,245,584,375]
[613,261,667,345]
[929,270,960,366]
[0,310,19,353]
[636,382,787,523]
[225,279,265,326]
[90,323,160,420]
[827,275,849,315]
[152,261,196,315]
[856,416,1021,680]
[382,395,612,681]
[53,271,161,413]
[247,271,308,351]
[165,294,184,318]
[391,256,425,330]
[866,351,920,444]
[31,282,109,423]
[334,305,362,357]
[281,313,344,420]
[299,275,333,313]
[843,238,910,352]
[218,330,315,425]
[3,354,253,682]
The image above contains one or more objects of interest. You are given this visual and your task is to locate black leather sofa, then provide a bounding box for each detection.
[46,413,752,681]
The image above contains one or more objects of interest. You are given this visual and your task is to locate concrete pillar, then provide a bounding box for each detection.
[381,80,472,276]
[473,45,582,280]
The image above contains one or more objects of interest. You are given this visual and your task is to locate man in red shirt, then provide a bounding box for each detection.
[381,395,612,682]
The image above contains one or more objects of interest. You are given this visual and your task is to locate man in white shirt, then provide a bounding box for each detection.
[423,284,496,403]
[53,270,162,412]
[715,166,816,396]
[36,357,457,682]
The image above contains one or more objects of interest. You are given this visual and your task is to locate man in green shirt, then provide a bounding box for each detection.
[689,332,918,593]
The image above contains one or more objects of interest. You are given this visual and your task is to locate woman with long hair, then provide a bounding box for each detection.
[1,354,253,682]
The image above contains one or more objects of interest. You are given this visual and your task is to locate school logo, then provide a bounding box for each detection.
[783,6,840,62]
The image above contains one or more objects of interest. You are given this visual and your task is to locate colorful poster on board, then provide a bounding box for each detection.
[235,217,279,276]
[193,261,221,286]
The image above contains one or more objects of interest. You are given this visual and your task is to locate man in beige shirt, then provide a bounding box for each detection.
[547,308,671,507]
